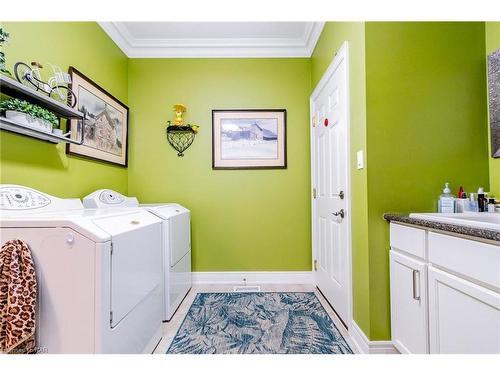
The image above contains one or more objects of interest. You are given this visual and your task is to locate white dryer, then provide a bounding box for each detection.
[0,185,163,353]
[83,189,191,321]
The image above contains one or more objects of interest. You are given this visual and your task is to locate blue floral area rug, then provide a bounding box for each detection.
[166,292,353,354]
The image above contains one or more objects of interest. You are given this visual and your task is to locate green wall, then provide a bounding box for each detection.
[486,22,500,196]
[0,22,129,197]
[127,58,312,271]
[365,22,489,339]
[310,22,372,338]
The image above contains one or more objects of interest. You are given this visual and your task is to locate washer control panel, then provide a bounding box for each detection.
[99,190,125,205]
[0,186,51,210]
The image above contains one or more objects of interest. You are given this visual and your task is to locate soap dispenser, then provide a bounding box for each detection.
[438,183,455,213]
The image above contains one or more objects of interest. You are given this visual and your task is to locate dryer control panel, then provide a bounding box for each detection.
[83,189,139,208]
[0,186,51,210]
[99,190,125,205]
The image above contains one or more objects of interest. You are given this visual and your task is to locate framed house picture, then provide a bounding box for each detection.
[212,109,287,169]
[67,67,129,166]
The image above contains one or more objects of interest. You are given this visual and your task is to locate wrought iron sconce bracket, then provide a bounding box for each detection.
[166,125,196,157]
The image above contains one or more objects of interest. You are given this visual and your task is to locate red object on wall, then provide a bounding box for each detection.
[324,118,329,127]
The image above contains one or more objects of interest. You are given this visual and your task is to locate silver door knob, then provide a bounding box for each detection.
[333,190,344,200]
[332,209,345,219]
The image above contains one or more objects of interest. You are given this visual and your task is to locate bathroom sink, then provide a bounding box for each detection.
[409,212,500,231]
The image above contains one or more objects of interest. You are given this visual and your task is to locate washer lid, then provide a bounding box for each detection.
[141,204,189,220]
[92,210,161,236]
[1,208,161,243]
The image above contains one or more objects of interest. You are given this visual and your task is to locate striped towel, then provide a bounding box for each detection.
[0,239,37,354]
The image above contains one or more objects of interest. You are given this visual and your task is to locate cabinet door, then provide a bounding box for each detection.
[428,266,500,354]
[390,250,428,353]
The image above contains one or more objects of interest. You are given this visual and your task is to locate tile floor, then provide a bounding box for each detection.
[153,284,359,354]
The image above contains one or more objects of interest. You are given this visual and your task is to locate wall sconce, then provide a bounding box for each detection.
[166,104,199,157]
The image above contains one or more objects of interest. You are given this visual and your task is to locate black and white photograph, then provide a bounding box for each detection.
[212,109,286,169]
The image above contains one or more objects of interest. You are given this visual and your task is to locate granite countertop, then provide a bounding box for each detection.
[383,213,500,243]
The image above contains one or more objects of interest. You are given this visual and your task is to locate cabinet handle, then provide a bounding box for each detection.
[412,270,420,301]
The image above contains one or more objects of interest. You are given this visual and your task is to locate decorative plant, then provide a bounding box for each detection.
[0,98,59,128]
[0,27,11,76]
[166,120,200,134]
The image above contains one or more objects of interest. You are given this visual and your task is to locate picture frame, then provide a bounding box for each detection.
[488,49,500,158]
[67,67,129,166]
[212,109,287,169]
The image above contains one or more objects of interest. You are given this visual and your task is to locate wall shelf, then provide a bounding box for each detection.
[0,74,84,144]
[0,116,82,144]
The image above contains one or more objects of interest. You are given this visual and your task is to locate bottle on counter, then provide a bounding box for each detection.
[477,187,487,212]
[488,198,496,213]
[468,193,479,212]
[438,183,455,213]
[456,191,468,213]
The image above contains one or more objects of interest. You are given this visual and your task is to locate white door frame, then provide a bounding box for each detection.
[310,41,352,331]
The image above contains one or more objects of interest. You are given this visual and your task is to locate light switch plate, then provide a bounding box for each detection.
[357,150,364,169]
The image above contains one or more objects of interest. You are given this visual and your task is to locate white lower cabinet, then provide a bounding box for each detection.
[428,265,500,354]
[390,250,428,353]
[389,223,500,354]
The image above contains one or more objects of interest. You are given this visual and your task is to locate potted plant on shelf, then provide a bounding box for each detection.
[0,27,11,77]
[0,98,59,133]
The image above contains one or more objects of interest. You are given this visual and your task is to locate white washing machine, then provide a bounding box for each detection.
[0,185,163,353]
[83,189,192,321]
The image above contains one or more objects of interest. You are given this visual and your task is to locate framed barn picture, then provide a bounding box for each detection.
[67,67,129,166]
[212,109,287,169]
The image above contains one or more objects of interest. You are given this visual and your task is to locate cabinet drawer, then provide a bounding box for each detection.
[428,232,500,289]
[390,223,426,259]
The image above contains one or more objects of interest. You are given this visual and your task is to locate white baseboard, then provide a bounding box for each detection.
[192,271,313,285]
[349,320,398,354]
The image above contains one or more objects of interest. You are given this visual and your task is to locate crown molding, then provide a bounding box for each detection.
[99,22,325,58]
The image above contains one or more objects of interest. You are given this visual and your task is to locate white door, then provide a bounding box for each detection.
[311,42,350,325]
[428,266,500,354]
[390,250,428,353]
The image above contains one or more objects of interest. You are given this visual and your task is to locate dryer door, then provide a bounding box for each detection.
[93,211,162,327]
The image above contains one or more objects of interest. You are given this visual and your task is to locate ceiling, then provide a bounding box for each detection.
[99,22,325,58]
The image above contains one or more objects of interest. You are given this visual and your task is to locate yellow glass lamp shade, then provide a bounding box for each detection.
[173,104,186,126]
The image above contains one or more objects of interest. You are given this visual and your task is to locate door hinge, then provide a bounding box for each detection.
[313,188,317,199]
[110,311,113,324]
[110,242,114,256]
[314,259,318,271]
